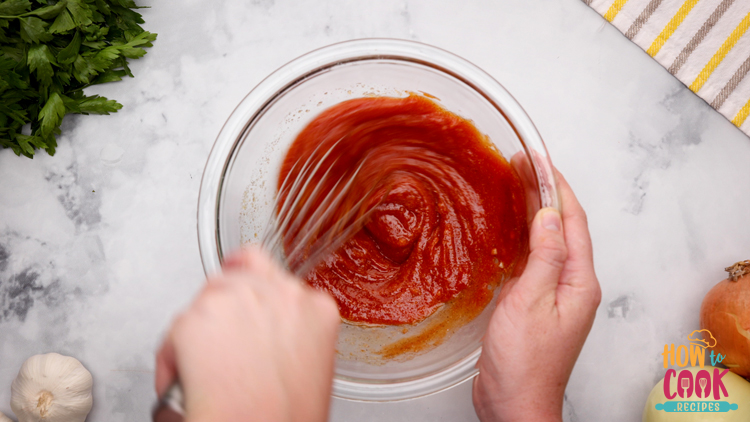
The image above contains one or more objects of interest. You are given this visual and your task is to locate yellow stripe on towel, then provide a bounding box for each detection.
[690,12,750,92]
[732,97,750,127]
[646,0,701,56]
[604,0,630,22]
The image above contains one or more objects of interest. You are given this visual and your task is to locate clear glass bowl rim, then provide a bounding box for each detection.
[197,38,559,402]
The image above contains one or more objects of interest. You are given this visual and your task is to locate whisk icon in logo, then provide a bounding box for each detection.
[654,329,740,413]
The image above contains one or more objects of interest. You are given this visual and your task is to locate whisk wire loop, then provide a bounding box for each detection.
[261,139,386,277]
[261,137,343,253]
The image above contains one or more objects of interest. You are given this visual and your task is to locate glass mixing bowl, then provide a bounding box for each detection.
[197,39,558,402]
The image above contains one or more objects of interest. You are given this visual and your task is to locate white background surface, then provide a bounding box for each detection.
[1,0,750,421]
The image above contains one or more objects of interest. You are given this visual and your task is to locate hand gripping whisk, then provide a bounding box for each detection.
[153,140,386,421]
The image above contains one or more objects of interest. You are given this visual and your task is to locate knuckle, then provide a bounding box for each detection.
[191,294,214,315]
[243,248,272,271]
[171,312,193,339]
[233,278,256,296]
[532,235,568,269]
[204,276,235,294]
[590,283,603,307]
[204,276,226,288]
[577,207,589,225]
[281,277,305,298]
[273,279,308,310]
[310,290,341,324]
[231,247,278,278]
[194,285,215,304]
[193,282,235,314]
[226,279,263,308]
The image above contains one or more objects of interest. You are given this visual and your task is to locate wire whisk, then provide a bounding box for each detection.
[153,140,387,421]
[261,138,387,277]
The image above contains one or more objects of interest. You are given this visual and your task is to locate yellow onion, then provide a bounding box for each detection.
[700,260,750,378]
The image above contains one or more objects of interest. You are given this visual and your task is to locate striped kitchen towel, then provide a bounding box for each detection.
[584,0,750,136]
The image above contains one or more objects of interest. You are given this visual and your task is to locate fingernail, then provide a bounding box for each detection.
[542,209,561,231]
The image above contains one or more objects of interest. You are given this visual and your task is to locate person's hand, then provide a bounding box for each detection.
[472,170,601,422]
[155,248,340,422]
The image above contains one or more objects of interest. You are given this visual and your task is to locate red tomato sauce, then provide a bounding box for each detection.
[279,95,527,326]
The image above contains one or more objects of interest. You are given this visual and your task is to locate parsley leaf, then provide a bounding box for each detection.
[48,8,75,33]
[20,16,53,43]
[39,91,65,136]
[0,0,156,158]
[27,44,56,86]
[77,94,121,114]
[57,28,80,64]
[0,0,32,16]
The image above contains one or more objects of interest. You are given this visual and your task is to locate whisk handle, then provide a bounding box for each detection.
[152,382,185,421]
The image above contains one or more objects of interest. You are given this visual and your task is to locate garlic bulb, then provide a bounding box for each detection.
[0,412,14,422]
[11,353,93,422]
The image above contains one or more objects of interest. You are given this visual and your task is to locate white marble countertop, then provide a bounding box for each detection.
[2,0,750,421]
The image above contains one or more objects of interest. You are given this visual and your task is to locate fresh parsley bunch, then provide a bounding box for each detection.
[0,0,156,158]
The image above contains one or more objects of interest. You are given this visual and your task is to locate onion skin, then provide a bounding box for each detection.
[699,260,750,378]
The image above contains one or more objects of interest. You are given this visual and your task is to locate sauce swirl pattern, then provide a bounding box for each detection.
[279,95,528,325]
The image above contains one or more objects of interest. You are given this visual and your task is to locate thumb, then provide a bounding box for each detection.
[517,207,568,301]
